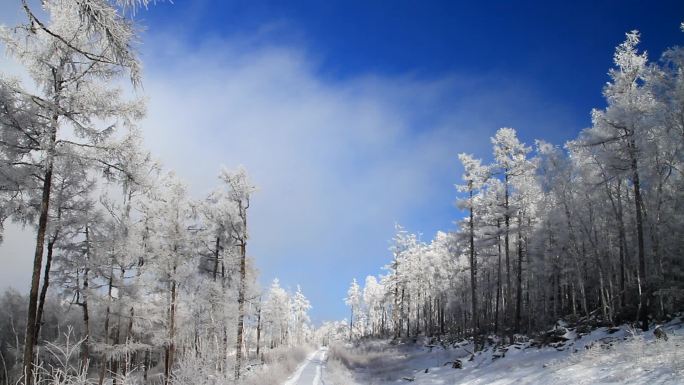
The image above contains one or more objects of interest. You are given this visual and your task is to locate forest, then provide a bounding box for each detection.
[0,1,316,384]
[340,30,684,346]
[1,1,683,385]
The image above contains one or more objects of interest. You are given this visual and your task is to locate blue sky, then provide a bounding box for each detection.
[140,0,684,124]
[1,0,683,324]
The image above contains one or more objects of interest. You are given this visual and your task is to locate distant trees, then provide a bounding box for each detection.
[363,276,384,336]
[260,279,314,350]
[291,286,312,345]
[343,29,684,344]
[344,279,362,340]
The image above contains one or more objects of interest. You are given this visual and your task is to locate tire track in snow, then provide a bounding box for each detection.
[283,347,328,385]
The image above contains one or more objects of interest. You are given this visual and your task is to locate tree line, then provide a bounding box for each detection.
[344,29,684,347]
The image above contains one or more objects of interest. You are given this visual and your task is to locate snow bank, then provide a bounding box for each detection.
[328,318,684,385]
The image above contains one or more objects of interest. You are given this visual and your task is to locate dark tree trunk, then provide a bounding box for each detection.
[213,236,220,281]
[164,275,177,385]
[495,219,502,334]
[515,214,523,333]
[143,350,150,384]
[22,143,55,385]
[81,224,91,367]
[256,300,262,359]
[99,265,115,385]
[616,181,628,309]
[234,199,248,380]
[504,172,511,328]
[629,140,648,331]
[34,237,57,343]
[468,185,479,348]
[393,268,400,339]
[234,259,246,377]
[81,275,90,366]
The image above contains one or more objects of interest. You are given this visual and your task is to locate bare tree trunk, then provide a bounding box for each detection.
[467,185,479,349]
[22,133,56,385]
[256,299,262,359]
[222,326,228,373]
[629,143,648,331]
[605,178,628,309]
[213,236,220,281]
[616,182,628,309]
[164,268,177,385]
[234,241,247,380]
[439,296,445,335]
[99,265,115,385]
[399,287,406,338]
[143,349,150,384]
[232,190,250,380]
[81,224,91,368]
[504,172,512,329]
[112,270,124,385]
[393,267,400,339]
[81,277,90,366]
[405,291,410,338]
[34,237,57,344]
[495,219,502,334]
[123,306,134,378]
[562,201,589,317]
[515,214,523,333]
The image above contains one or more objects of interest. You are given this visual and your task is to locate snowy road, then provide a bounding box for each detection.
[283,347,328,385]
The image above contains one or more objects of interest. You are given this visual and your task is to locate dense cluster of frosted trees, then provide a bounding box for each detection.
[0,2,312,384]
[345,30,684,345]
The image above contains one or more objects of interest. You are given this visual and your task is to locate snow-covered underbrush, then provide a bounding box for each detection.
[329,317,684,384]
[239,345,313,385]
[24,330,91,385]
[328,340,403,370]
[328,338,472,384]
[544,328,683,385]
[174,344,314,385]
[22,329,313,385]
[323,353,360,385]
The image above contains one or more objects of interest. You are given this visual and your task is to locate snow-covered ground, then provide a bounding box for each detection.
[328,318,684,384]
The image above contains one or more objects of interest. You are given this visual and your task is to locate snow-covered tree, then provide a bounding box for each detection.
[363,276,385,336]
[263,279,291,348]
[216,166,256,380]
[344,279,362,340]
[456,153,489,341]
[0,1,145,379]
[290,286,312,345]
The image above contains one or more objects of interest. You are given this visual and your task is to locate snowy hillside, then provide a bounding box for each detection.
[326,319,684,385]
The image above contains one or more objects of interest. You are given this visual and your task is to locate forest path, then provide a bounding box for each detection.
[283,347,328,385]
